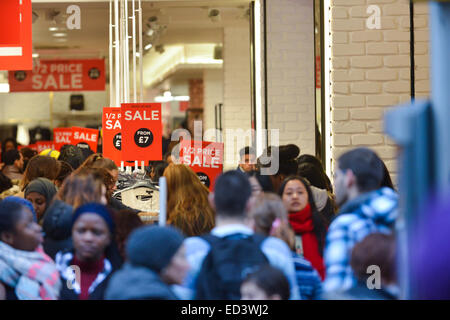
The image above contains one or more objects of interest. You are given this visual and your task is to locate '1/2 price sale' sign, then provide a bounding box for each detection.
[71,127,99,153]
[102,107,122,166]
[53,127,73,151]
[8,59,105,92]
[179,140,224,191]
[121,103,162,162]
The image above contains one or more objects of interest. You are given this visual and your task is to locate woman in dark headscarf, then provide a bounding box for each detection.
[24,178,57,223]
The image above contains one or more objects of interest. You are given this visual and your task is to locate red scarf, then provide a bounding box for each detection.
[289,203,325,280]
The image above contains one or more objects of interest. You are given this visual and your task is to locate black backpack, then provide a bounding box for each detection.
[195,233,269,300]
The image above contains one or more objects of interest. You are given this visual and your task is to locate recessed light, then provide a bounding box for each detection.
[49,27,58,32]
[145,43,153,50]
[32,53,39,58]
[55,38,67,42]
[53,33,67,37]
[0,84,10,93]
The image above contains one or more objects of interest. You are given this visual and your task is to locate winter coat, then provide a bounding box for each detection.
[105,262,179,300]
[42,200,73,260]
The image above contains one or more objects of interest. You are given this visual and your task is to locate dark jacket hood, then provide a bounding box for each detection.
[42,200,73,240]
[105,263,178,300]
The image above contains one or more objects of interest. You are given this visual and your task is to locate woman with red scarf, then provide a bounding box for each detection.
[279,176,328,280]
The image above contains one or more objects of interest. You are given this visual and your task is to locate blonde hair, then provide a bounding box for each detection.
[249,192,295,251]
[163,164,215,236]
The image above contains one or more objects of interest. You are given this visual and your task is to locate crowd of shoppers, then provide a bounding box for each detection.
[0,137,411,300]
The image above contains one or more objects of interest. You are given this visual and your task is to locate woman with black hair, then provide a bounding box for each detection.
[297,154,333,193]
[279,176,327,280]
[297,162,337,224]
[258,144,300,192]
[1,138,18,162]
[246,170,274,196]
[0,201,61,300]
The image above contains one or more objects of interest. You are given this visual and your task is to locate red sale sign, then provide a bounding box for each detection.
[36,141,55,154]
[72,127,99,153]
[102,107,122,166]
[121,103,162,162]
[8,59,105,92]
[0,0,32,71]
[179,140,224,191]
[53,127,73,151]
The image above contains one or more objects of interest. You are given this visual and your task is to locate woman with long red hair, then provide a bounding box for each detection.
[163,164,215,237]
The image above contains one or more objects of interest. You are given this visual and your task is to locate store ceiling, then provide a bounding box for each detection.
[31,0,251,89]
[31,1,251,58]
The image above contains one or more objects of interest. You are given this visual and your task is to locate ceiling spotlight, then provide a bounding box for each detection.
[55,38,68,43]
[32,53,39,58]
[145,43,153,50]
[49,27,58,32]
[208,9,221,22]
[53,33,67,37]
[146,29,155,37]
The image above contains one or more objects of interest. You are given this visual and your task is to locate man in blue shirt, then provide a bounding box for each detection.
[323,148,398,293]
[179,170,300,300]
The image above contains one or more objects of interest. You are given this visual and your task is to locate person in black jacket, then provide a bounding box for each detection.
[105,226,189,300]
[42,200,73,260]
[55,203,122,300]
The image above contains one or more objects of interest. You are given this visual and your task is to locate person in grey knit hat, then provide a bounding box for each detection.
[105,226,190,300]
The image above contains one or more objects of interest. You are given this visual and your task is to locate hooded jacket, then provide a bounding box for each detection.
[42,200,74,260]
[105,263,179,300]
[323,187,398,293]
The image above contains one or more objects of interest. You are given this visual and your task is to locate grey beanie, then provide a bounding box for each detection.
[126,226,184,273]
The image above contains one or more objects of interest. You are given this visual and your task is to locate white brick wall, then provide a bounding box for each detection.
[223,27,252,170]
[329,0,431,182]
[266,0,316,155]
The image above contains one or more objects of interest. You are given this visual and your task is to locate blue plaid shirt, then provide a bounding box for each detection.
[323,187,398,293]
[177,224,301,300]
[292,253,322,300]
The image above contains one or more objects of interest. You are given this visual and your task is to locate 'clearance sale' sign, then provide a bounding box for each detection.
[121,103,162,162]
[8,59,105,92]
[179,140,224,191]
[71,127,99,153]
[102,107,122,166]
[53,127,73,151]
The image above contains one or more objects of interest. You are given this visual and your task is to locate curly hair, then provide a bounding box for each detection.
[163,164,215,237]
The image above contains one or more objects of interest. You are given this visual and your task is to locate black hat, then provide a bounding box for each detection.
[126,226,184,273]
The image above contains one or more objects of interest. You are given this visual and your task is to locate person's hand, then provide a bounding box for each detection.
[0,162,5,171]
